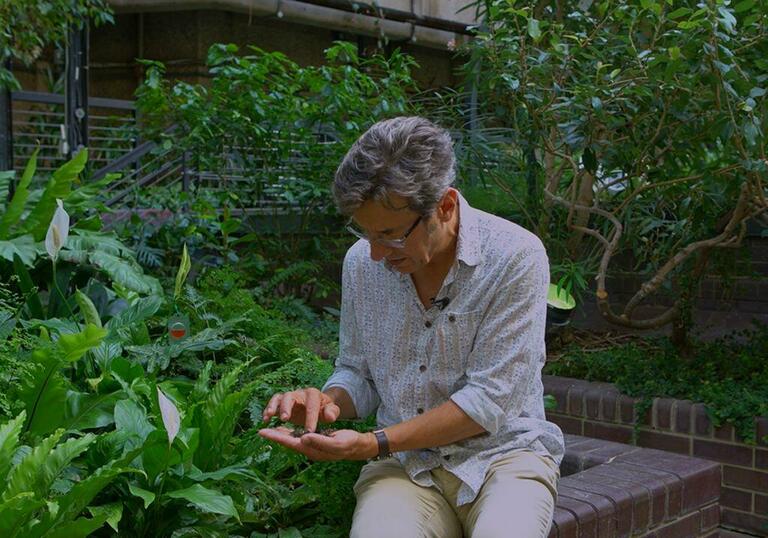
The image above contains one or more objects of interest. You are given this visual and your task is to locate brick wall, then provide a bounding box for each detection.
[602,237,768,316]
[552,434,721,538]
[545,375,768,536]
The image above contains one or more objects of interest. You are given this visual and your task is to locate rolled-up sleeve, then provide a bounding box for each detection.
[322,249,380,418]
[450,248,549,434]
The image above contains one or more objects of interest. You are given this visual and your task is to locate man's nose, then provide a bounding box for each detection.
[369,241,392,261]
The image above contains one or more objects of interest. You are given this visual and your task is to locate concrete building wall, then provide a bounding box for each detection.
[17,6,467,100]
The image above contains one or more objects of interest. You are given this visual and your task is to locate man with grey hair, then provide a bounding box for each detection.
[260,116,564,537]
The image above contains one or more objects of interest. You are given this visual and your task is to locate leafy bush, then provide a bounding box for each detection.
[0,412,133,537]
[545,323,768,443]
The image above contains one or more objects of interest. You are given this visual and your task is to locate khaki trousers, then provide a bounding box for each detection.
[350,450,559,538]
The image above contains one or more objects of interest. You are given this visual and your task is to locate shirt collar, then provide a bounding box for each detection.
[455,191,482,267]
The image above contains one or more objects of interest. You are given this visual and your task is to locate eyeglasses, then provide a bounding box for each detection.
[346,215,423,249]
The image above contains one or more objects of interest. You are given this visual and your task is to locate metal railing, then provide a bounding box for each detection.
[10,91,138,176]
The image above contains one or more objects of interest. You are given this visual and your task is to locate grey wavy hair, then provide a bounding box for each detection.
[332,116,456,216]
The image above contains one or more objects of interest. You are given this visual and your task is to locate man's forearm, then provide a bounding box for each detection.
[323,386,358,420]
[384,400,486,453]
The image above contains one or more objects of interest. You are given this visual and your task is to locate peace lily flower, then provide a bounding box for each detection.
[45,199,70,261]
[157,386,181,445]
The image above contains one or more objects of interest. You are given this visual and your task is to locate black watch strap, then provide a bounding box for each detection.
[372,429,392,460]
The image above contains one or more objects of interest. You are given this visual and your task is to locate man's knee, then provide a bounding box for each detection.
[352,461,461,538]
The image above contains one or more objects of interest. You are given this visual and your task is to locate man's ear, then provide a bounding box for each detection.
[437,188,459,222]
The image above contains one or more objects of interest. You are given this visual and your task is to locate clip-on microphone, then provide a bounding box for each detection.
[430,296,451,310]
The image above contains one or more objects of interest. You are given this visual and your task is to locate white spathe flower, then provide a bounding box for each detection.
[45,199,70,261]
[157,386,181,445]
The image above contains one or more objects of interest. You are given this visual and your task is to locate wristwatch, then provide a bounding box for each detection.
[372,429,392,460]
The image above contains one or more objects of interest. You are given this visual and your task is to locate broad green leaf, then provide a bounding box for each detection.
[174,243,192,300]
[75,290,102,328]
[57,324,108,362]
[89,251,161,295]
[187,462,258,482]
[141,430,182,485]
[19,349,70,437]
[0,148,38,239]
[88,502,123,532]
[113,400,155,442]
[278,529,303,538]
[0,235,42,266]
[128,483,155,508]
[165,484,240,520]
[40,465,134,532]
[105,296,163,332]
[0,413,25,486]
[64,390,123,431]
[22,149,88,241]
[43,513,110,538]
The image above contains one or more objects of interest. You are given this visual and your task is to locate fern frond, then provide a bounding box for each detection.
[0,413,25,487]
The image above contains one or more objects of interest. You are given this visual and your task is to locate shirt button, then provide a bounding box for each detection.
[424,320,432,328]
[419,364,427,372]
[448,314,456,322]
[417,407,424,414]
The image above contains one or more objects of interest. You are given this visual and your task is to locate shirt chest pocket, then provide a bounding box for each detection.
[435,309,483,368]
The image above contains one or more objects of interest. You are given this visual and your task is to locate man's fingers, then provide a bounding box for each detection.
[304,390,321,432]
[259,428,336,461]
[301,432,341,451]
[279,393,297,421]
[263,393,283,422]
[322,403,340,423]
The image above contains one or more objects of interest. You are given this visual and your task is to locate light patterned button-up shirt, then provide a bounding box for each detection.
[322,193,564,505]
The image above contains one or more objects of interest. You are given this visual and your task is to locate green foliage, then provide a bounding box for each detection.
[0,1,114,89]
[463,0,768,330]
[0,412,130,537]
[0,153,162,321]
[545,323,768,443]
[136,41,419,211]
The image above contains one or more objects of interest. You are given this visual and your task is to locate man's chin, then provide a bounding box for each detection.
[384,257,413,273]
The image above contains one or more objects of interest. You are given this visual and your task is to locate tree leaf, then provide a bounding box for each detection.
[165,484,240,520]
[527,18,542,41]
[734,0,755,13]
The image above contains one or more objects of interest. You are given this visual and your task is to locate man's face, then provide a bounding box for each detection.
[350,190,458,274]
